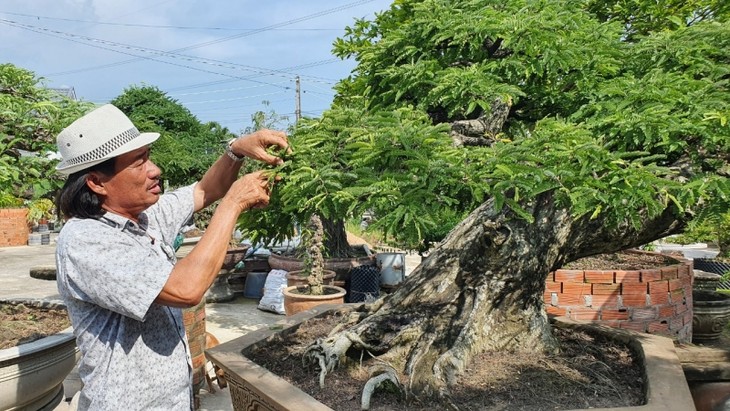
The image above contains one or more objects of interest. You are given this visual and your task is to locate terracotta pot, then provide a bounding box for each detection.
[285,270,336,287]
[206,305,696,411]
[222,246,251,270]
[282,285,346,316]
[268,250,374,279]
[0,303,78,411]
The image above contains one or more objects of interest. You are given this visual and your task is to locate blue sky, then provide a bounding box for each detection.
[1,0,392,134]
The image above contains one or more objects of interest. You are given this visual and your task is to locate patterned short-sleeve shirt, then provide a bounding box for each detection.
[56,184,196,411]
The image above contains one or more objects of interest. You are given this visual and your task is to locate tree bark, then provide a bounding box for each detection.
[306,191,685,404]
[321,216,350,258]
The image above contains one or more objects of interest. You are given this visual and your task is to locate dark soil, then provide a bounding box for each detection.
[246,312,644,411]
[0,303,71,349]
[563,250,677,270]
[245,250,680,410]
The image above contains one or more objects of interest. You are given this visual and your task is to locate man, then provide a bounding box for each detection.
[54,104,288,410]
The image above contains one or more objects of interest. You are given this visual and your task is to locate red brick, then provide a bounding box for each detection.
[592,283,621,295]
[615,270,641,282]
[600,320,621,328]
[641,269,662,282]
[621,294,648,307]
[668,278,684,291]
[648,321,669,333]
[620,321,647,333]
[661,267,679,280]
[544,291,557,305]
[622,282,648,295]
[569,308,600,321]
[601,309,630,321]
[677,264,691,278]
[557,293,586,306]
[657,305,676,318]
[675,301,688,314]
[670,290,686,304]
[631,307,657,321]
[649,291,669,305]
[546,306,567,317]
[584,270,615,283]
[648,280,669,294]
[544,281,561,293]
[562,282,592,296]
[589,294,620,308]
[554,270,584,282]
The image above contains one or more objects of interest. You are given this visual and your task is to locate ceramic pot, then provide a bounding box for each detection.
[282,285,346,316]
[268,250,374,279]
[692,290,730,343]
[0,305,78,411]
[285,270,336,287]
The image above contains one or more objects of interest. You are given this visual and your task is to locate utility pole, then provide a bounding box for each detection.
[295,76,301,123]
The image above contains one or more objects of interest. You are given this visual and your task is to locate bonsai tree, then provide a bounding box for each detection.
[243,0,729,405]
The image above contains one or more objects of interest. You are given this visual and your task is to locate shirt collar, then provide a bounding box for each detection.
[99,211,150,236]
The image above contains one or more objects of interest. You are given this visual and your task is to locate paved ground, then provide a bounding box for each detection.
[0,234,421,411]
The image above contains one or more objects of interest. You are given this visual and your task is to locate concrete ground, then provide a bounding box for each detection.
[0,234,421,411]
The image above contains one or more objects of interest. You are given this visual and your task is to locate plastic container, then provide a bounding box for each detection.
[244,271,268,299]
[376,252,406,286]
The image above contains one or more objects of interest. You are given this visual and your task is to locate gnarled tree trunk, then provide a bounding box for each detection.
[305,191,684,405]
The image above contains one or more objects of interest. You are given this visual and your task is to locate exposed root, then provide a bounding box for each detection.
[303,331,378,388]
[361,364,401,411]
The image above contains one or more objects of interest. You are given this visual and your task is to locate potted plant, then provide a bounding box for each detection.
[26,198,54,229]
[282,215,346,316]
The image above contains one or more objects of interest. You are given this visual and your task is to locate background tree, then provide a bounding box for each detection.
[0,64,92,206]
[243,0,729,405]
[111,85,235,189]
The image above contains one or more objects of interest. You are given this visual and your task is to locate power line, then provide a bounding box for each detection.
[1,18,337,87]
[7,0,374,78]
[0,11,343,31]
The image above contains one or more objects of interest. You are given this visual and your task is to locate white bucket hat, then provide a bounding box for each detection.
[56,104,160,175]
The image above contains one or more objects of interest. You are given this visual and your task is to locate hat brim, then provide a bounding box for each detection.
[56,132,160,176]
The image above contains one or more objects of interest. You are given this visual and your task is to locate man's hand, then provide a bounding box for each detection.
[224,171,275,213]
[231,129,289,166]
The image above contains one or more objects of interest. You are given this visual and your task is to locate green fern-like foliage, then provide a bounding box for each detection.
[240,0,729,254]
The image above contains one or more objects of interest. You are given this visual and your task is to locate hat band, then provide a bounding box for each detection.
[65,127,141,166]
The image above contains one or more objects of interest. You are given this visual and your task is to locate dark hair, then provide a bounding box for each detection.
[58,158,117,220]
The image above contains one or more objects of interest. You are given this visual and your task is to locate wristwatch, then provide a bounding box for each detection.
[225,138,245,162]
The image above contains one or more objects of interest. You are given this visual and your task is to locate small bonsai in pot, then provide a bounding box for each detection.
[282,214,346,315]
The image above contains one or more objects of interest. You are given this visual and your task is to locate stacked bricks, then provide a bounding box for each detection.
[183,300,207,408]
[545,250,693,343]
[0,208,29,247]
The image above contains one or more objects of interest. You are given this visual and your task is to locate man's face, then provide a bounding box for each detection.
[90,145,162,221]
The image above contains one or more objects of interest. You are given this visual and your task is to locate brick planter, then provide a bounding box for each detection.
[0,208,29,247]
[183,300,206,408]
[545,250,693,343]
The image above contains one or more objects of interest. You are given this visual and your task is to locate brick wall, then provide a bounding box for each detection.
[545,250,693,343]
[0,208,29,247]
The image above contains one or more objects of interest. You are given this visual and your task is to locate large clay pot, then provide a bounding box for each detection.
[692,290,730,343]
[0,303,78,411]
[222,246,251,270]
[268,250,374,280]
[282,285,346,316]
[285,270,336,287]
